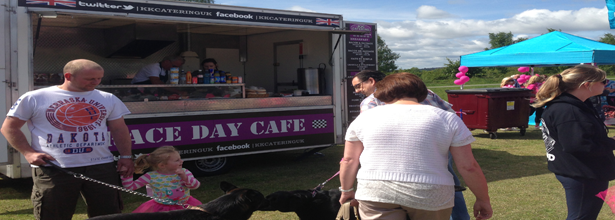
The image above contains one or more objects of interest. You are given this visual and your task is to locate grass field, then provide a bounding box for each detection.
[2,81,615,219]
[3,129,615,220]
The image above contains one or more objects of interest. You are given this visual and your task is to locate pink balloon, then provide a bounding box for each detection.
[517,79,527,84]
[454,79,465,85]
[460,76,470,82]
[455,72,466,78]
[518,67,530,73]
[458,66,468,74]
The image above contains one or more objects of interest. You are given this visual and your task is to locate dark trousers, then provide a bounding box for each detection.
[529,106,544,125]
[32,162,123,220]
[555,174,608,220]
[448,153,470,220]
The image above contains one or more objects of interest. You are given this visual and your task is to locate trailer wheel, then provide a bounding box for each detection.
[186,157,234,177]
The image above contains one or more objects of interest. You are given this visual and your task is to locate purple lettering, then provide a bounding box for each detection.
[57,134,64,143]
[70,133,78,143]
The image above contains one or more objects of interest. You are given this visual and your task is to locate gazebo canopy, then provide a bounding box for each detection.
[460,31,615,67]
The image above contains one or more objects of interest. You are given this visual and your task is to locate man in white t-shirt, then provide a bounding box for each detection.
[1,59,134,220]
[131,56,185,84]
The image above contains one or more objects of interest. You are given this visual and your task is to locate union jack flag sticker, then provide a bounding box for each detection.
[26,0,76,7]
[316,18,340,26]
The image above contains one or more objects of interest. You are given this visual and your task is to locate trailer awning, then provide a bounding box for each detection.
[27,10,368,36]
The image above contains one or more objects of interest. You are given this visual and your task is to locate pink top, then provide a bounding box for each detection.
[122,169,200,204]
[526,83,542,103]
[527,83,541,94]
[501,85,515,88]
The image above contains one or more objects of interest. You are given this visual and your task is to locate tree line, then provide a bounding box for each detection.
[378,29,615,82]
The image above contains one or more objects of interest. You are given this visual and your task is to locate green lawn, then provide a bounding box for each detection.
[3,128,615,219]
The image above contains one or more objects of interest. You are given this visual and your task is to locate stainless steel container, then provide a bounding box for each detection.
[297,67,322,95]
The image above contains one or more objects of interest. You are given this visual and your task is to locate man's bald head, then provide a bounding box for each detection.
[63,59,104,76]
[60,59,104,92]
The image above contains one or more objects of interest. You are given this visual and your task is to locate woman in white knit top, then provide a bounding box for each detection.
[339,72,492,220]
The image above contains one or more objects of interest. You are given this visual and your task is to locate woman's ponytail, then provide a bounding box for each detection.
[532,74,564,108]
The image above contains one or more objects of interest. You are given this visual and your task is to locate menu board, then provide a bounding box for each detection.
[345,22,377,125]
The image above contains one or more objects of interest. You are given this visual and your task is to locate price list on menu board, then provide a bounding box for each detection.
[345,22,377,125]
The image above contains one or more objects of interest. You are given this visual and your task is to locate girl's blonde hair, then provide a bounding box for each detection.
[532,65,606,108]
[501,77,514,87]
[134,146,178,174]
[524,75,542,87]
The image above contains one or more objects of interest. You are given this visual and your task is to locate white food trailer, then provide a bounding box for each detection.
[0,0,377,178]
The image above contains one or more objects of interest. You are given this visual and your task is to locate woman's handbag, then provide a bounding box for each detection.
[336,201,360,220]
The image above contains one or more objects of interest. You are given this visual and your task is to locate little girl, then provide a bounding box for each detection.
[122,146,202,213]
[501,77,515,88]
[525,75,545,129]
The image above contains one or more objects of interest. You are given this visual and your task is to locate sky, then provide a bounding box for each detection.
[216,0,615,69]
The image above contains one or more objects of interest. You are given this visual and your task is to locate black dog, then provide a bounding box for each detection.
[88,181,267,220]
[261,188,358,220]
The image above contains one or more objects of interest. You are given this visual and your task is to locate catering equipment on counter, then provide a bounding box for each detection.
[297,63,326,95]
[33,73,63,86]
[96,84,245,102]
[245,87,268,98]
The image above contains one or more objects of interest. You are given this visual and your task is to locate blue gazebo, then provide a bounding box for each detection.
[460,31,615,67]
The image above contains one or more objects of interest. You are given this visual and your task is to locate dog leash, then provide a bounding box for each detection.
[42,159,200,209]
[311,170,340,197]
[311,158,345,197]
